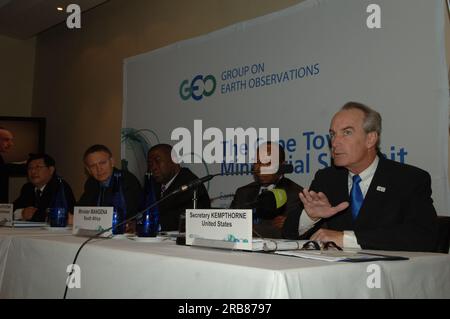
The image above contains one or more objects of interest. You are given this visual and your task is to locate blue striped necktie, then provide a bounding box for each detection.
[350,175,363,220]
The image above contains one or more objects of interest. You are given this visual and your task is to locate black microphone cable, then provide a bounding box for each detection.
[62,172,225,299]
[62,190,179,299]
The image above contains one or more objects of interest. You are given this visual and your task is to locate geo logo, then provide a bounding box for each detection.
[179,74,216,101]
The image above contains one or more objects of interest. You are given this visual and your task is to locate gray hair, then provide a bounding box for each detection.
[341,101,382,149]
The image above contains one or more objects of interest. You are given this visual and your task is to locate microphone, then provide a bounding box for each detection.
[252,163,294,175]
[172,168,263,195]
[173,173,221,194]
[236,188,288,217]
[255,188,288,219]
[261,188,288,208]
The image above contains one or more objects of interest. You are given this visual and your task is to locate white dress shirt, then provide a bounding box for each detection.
[298,156,379,248]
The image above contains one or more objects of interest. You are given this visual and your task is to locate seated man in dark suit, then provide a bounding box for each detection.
[13,153,76,222]
[284,101,438,251]
[147,144,210,231]
[230,142,303,238]
[77,144,143,222]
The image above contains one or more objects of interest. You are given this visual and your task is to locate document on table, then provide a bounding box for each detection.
[274,250,409,262]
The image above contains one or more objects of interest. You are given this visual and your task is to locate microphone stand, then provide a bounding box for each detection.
[192,189,198,209]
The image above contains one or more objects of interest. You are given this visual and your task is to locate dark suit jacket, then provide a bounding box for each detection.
[77,168,143,219]
[230,177,303,239]
[0,154,26,203]
[13,174,76,222]
[155,167,211,231]
[284,156,438,252]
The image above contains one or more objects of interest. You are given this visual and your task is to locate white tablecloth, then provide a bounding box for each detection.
[1,228,449,298]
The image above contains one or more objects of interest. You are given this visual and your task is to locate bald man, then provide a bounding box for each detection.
[147,144,211,231]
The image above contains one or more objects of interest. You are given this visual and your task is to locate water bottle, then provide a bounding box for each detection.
[49,176,68,227]
[111,172,127,235]
[137,173,160,237]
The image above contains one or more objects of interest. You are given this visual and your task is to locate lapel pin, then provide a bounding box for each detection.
[376,186,386,192]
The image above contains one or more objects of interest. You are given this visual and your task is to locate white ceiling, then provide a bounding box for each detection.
[0,0,108,39]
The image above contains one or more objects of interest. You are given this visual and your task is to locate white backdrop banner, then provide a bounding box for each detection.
[122,0,450,214]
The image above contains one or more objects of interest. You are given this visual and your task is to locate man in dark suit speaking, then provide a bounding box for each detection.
[284,102,438,251]
[147,144,210,231]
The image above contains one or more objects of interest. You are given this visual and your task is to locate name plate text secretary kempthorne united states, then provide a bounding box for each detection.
[186,209,254,250]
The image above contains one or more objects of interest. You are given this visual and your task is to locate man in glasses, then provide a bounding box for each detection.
[284,102,438,251]
[13,153,76,222]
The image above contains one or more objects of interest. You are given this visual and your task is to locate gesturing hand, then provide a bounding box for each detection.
[299,188,349,220]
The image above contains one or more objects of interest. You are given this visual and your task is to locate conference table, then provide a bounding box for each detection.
[0,227,449,299]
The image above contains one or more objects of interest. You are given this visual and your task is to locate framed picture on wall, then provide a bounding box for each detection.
[0,116,46,166]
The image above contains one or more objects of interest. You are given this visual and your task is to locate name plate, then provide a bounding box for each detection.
[186,209,253,250]
[0,204,13,226]
[73,206,113,237]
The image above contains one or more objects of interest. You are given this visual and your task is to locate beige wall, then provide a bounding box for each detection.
[446,7,450,68]
[446,8,450,187]
[31,0,450,199]
[0,35,35,116]
[0,35,36,201]
[32,0,302,197]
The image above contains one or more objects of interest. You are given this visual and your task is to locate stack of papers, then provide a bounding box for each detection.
[188,238,309,251]
[3,221,48,228]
